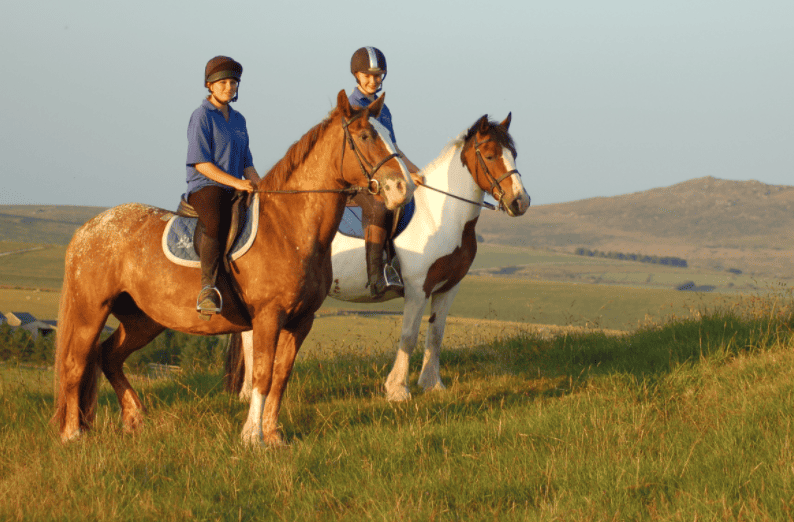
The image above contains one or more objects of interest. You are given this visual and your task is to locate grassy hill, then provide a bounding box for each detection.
[0,205,106,245]
[478,176,794,278]
[2,176,792,289]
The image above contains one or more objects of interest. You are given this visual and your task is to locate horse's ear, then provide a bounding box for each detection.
[368,94,386,119]
[337,90,353,118]
[500,112,512,130]
[476,115,490,135]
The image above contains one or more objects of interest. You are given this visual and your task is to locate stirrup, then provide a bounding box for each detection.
[383,263,403,289]
[196,286,223,315]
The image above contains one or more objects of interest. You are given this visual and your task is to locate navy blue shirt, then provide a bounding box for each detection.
[186,98,254,195]
[348,88,397,145]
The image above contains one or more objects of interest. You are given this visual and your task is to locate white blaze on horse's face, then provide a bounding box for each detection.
[500,147,531,217]
[369,118,416,208]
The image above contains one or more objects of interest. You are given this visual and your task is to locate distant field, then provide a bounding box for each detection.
[1,240,743,338]
[0,242,67,289]
[471,244,787,294]
[0,205,104,245]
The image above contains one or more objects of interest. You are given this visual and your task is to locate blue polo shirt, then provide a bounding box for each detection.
[186,98,254,195]
[348,88,397,145]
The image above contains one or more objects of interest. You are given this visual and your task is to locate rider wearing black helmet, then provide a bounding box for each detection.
[186,56,261,317]
[348,46,421,297]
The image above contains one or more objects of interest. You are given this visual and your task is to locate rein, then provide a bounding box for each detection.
[414,180,497,211]
[255,111,399,196]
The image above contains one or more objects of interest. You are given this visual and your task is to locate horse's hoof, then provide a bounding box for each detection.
[240,428,287,449]
[60,428,83,443]
[418,377,446,393]
[385,385,412,402]
[263,432,288,449]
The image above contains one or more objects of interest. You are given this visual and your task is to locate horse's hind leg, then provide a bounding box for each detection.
[101,310,165,433]
[417,285,461,393]
[53,298,110,442]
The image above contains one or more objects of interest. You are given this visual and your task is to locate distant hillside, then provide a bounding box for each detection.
[478,177,794,278]
[2,177,793,278]
[0,205,107,244]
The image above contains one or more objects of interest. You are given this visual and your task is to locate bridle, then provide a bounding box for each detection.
[414,135,519,212]
[472,136,520,211]
[340,112,401,196]
[255,112,400,196]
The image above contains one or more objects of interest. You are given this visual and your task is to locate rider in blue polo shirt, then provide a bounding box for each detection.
[186,56,261,317]
[348,46,420,297]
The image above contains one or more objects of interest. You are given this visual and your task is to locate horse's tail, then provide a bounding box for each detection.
[224,332,246,395]
[51,278,101,434]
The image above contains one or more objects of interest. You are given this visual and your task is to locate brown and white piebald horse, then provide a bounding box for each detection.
[52,90,415,445]
[226,114,529,402]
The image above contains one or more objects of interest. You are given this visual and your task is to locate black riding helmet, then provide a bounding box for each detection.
[205,56,243,101]
[350,47,387,84]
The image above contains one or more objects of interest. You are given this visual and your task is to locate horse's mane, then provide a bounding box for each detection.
[423,131,468,173]
[461,117,517,161]
[256,106,343,191]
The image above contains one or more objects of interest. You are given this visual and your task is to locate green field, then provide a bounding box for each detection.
[2,297,793,520]
[1,240,760,346]
[3,224,794,519]
[0,242,67,290]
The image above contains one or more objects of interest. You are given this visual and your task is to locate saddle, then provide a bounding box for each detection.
[163,192,257,325]
[176,191,250,274]
[163,193,259,268]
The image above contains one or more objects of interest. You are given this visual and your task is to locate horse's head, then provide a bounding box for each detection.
[337,90,415,210]
[461,114,530,217]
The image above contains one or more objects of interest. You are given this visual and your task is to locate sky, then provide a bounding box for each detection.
[2,0,792,210]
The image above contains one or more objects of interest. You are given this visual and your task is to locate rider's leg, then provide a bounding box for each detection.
[353,192,396,297]
[188,186,232,315]
[365,225,389,297]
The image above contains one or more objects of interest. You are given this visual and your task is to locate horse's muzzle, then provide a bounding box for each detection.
[380,171,415,210]
[502,191,531,217]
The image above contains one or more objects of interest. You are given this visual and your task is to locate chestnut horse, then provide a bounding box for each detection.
[226,114,530,402]
[53,90,415,445]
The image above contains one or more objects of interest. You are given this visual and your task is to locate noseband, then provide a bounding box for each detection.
[341,113,401,195]
[473,137,520,210]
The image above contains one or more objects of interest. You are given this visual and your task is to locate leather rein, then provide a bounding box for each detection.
[414,137,520,212]
[254,112,400,196]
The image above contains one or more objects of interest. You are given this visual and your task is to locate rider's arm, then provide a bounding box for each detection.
[194,162,255,192]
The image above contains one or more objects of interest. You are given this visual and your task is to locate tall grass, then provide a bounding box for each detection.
[1,288,792,520]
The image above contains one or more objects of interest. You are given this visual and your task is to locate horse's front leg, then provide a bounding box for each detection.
[240,313,281,447]
[384,290,427,401]
[259,314,314,446]
[417,285,461,393]
[238,330,254,402]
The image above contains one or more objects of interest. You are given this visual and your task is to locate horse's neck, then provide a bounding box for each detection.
[421,142,484,225]
[260,126,348,249]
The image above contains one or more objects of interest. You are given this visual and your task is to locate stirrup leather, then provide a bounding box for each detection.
[196,286,223,315]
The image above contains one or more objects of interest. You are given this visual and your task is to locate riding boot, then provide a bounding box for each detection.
[197,234,223,317]
[364,226,402,297]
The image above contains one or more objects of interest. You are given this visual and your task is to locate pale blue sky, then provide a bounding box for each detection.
[2,0,792,209]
